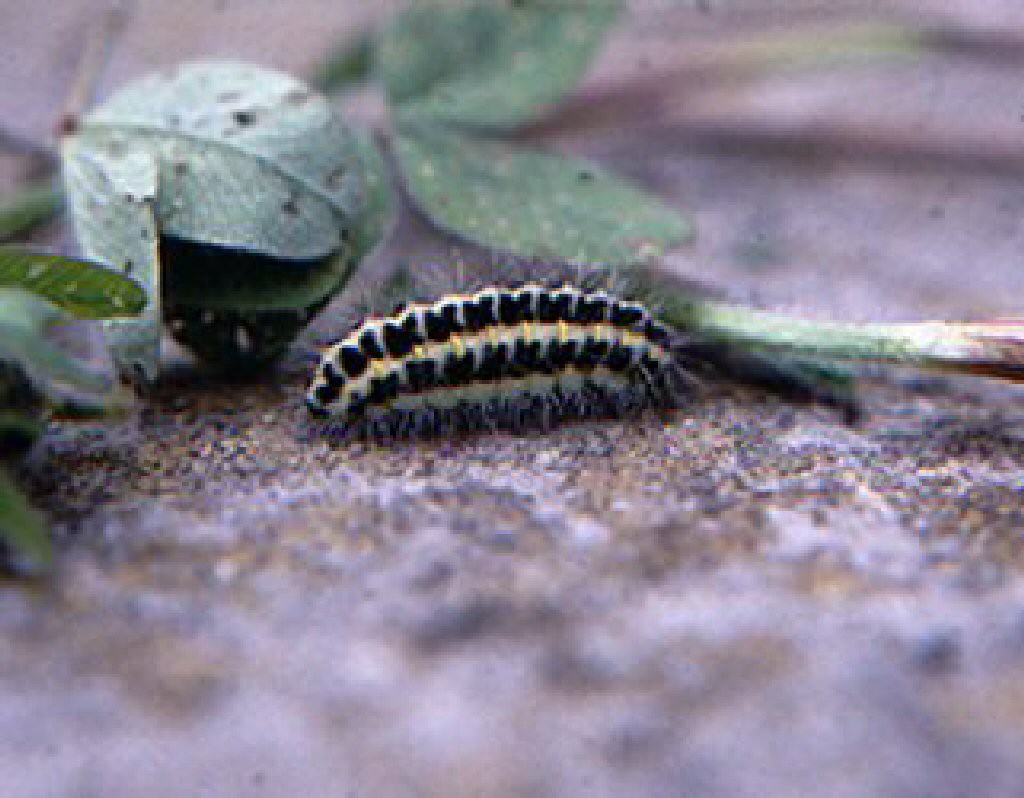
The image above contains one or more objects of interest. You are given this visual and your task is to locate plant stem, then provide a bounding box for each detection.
[57,3,129,135]
[660,296,1024,383]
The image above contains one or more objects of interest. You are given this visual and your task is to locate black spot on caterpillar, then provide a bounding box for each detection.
[307,284,690,438]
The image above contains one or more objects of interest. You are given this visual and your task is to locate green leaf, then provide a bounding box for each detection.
[161,132,390,319]
[61,141,162,381]
[61,61,371,379]
[0,245,146,319]
[0,468,51,577]
[349,131,395,259]
[379,1,619,131]
[63,61,367,260]
[394,125,693,265]
[0,178,63,242]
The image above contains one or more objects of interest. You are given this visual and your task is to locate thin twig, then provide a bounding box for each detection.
[57,3,130,136]
[525,20,1024,174]
[542,20,1024,131]
[626,116,1024,176]
[622,266,1024,384]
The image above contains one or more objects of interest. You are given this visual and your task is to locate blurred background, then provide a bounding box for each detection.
[5,0,1024,323]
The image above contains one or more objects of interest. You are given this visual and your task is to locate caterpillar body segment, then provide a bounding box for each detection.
[307,284,688,438]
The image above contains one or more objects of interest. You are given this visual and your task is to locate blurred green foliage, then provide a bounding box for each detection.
[0,248,143,576]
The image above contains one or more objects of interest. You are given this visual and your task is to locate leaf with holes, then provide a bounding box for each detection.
[61,140,162,381]
[155,129,392,317]
[394,125,693,265]
[379,1,619,131]
[0,245,146,319]
[61,61,371,375]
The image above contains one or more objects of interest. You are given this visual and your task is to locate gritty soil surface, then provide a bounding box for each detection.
[4,3,1024,797]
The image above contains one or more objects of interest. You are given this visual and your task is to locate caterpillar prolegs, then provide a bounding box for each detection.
[306,283,691,438]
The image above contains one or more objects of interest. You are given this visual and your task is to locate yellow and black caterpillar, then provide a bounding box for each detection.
[307,283,690,437]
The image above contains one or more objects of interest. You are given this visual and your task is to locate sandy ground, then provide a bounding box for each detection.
[3,2,1024,796]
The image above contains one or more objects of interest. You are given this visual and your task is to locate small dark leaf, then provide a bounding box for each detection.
[311,33,374,93]
[379,1,619,130]
[0,412,44,459]
[0,468,51,577]
[0,245,146,319]
[394,125,693,265]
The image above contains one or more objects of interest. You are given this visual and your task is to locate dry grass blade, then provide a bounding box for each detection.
[925,321,1024,382]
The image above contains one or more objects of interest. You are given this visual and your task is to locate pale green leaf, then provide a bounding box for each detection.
[0,288,110,398]
[379,1,619,131]
[0,468,51,577]
[0,245,146,319]
[60,62,372,378]
[394,126,693,265]
[65,61,366,260]
[349,131,395,259]
[61,141,161,382]
[0,178,63,242]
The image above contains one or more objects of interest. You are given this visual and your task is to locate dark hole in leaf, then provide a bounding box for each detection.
[324,166,347,190]
[232,110,257,127]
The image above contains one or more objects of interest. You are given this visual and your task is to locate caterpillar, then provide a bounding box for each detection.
[306,283,691,438]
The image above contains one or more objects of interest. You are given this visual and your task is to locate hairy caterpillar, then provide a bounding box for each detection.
[306,283,691,438]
